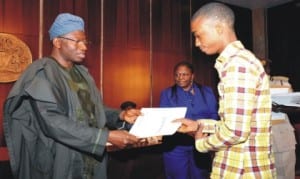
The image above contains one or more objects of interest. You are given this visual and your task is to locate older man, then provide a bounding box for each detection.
[3,13,140,179]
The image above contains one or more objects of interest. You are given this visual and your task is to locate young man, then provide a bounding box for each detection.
[176,2,276,178]
[3,13,140,179]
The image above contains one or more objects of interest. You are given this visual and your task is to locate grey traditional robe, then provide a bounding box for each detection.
[3,57,122,179]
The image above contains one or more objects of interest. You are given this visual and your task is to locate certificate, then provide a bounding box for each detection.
[129,107,187,138]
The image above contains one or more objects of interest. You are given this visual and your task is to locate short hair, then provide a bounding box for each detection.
[191,2,235,29]
[120,101,137,110]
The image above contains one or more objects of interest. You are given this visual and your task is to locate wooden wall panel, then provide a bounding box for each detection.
[0,84,13,146]
[42,0,56,56]
[2,0,37,35]
[1,0,39,58]
[127,0,150,49]
[103,0,128,47]
[84,0,101,85]
[103,48,151,108]
[0,0,3,29]
[0,0,39,146]
[192,51,219,96]
[103,0,151,108]
[152,0,191,53]
[151,0,192,106]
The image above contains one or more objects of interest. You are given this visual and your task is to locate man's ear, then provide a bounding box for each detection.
[214,23,224,35]
[52,38,62,48]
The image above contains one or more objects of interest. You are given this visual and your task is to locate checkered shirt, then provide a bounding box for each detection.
[195,41,276,179]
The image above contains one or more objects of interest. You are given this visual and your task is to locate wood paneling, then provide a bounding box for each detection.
[2,0,38,36]
[0,0,39,146]
[252,9,267,59]
[103,47,151,108]
[0,0,3,30]
[103,0,151,108]
[152,0,190,52]
[151,0,192,106]
[1,0,39,58]
[102,0,192,108]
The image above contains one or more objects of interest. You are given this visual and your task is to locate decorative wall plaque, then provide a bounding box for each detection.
[0,33,32,82]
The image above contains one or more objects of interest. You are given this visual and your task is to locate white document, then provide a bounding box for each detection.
[129,107,187,138]
[272,92,300,107]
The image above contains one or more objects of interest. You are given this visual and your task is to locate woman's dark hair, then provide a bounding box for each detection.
[173,61,194,75]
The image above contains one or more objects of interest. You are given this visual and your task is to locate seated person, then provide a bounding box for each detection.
[108,101,165,179]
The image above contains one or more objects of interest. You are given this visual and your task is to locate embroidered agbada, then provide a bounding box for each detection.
[195,41,276,178]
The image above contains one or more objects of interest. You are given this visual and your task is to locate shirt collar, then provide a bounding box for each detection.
[215,40,244,70]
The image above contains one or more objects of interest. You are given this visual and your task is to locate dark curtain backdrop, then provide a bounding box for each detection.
[267,2,300,91]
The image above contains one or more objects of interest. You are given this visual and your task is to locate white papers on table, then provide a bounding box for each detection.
[129,107,187,138]
[271,112,287,120]
[270,87,290,95]
[271,92,300,107]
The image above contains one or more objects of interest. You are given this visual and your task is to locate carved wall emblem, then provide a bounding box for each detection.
[0,33,32,82]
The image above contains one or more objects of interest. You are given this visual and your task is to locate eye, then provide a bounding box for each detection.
[174,73,190,77]
[58,36,91,45]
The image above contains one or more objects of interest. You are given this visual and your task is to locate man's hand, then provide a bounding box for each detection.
[119,109,142,124]
[194,122,207,140]
[173,118,199,133]
[174,118,208,139]
[108,130,140,149]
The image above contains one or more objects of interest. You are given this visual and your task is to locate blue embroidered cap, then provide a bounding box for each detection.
[49,13,84,40]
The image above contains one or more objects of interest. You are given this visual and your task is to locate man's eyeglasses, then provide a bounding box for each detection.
[58,36,91,46]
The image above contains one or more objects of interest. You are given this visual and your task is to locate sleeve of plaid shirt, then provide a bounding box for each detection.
[196,59,259,152]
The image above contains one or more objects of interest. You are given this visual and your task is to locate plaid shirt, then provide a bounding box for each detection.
[195,41,276,178]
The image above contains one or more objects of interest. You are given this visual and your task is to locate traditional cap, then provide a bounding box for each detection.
[48,13,84,40]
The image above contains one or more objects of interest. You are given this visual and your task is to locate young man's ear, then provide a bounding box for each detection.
[214,23,224,35]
